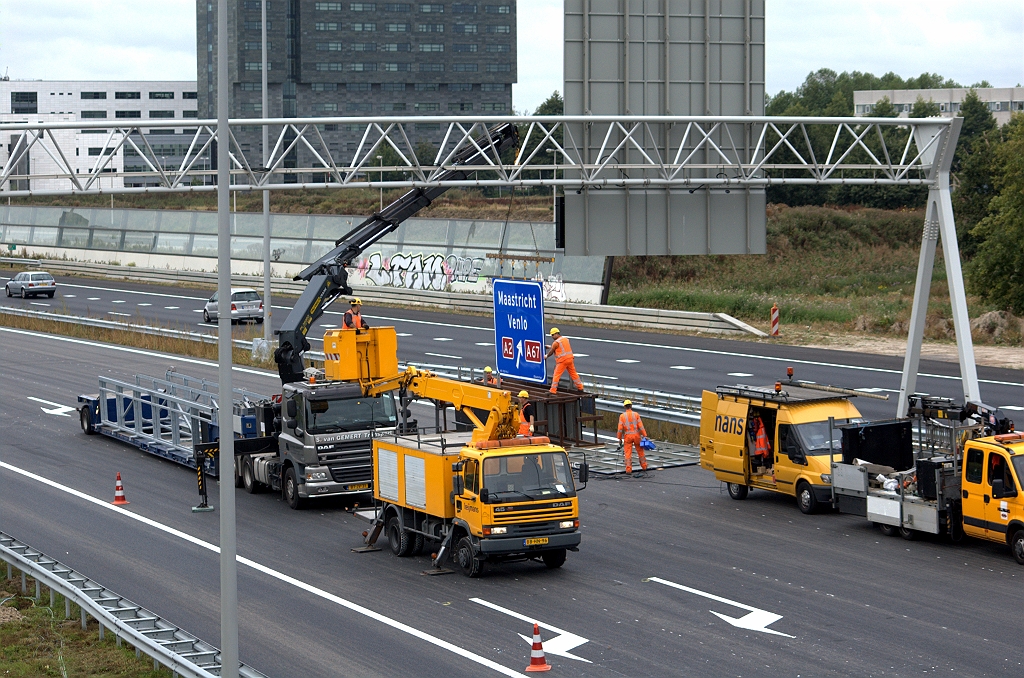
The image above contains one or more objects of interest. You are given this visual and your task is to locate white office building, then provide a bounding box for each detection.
[0,80,200,191]
[854,87,1024,126]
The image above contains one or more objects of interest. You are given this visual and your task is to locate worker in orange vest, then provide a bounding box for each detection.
[618,399,648,474]
[483,366,500,386]
[344,298,369,329]
[749,414,771,471]
[545,328,584,394]
[517,390,535,436]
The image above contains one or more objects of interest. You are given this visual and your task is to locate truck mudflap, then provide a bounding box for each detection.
[478,532,582,556]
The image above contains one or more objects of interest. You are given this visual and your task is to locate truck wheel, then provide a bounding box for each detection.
[79,406,95,435]
[542,549,567,569]
[796,482,818,515]
[454,536,484,577]
[243,458,262,494]
[727,483,749,500]
[411,531,425,555]
[283,467,305,510]
[233,456,244,488]
[876,523,897,537]
[1010,529,1024,565]
[387,517,414,557]
[899,526,918,541]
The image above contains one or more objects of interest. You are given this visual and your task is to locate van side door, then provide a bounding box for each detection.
[712,399,749,485]
[985,449,1018,541]
[961,446,987,538]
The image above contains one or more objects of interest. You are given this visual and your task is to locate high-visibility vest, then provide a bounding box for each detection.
[552,336,573,361]
[618,410,644,437]
[485,374,499,385]
[518,405,532,435]
[344,310,366,328]
[753,419,770,456]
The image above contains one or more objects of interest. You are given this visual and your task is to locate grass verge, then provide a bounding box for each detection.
[1,572,171,677]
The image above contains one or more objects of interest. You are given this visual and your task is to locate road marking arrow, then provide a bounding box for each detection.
[648,577,795,638]
[27,397,77,417]
[470,597,591,663]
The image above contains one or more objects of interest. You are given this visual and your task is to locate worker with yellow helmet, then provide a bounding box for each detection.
[517,390,536,436]
[344,297,369,329]
[483,366,500,386]
[545,327,584,394]
[618,399,648,474]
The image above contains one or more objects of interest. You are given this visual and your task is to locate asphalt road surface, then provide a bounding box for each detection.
[1,328,1022,677]
[1,272,1021,423]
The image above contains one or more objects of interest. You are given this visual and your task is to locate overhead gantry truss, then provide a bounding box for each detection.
[0,114,954,196]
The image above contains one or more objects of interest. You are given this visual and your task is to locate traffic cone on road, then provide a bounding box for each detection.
[112,472,129,506]
[524,623,551,672]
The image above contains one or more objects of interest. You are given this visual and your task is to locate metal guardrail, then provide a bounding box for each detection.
[27,258,766,336]
[0,306,702,428]
[0,531,266,678]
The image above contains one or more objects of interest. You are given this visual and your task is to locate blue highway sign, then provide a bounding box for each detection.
[492,279,546,383]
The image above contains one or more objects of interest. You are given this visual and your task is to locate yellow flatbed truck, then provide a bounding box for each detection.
[700,382,863,514]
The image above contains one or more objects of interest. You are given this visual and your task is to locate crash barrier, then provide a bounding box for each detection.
[15,258,765,336]
[0,531,266,678]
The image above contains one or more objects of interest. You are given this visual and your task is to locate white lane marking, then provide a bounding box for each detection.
[648,577,795,638]
[425,352,463,360]
[855,387,900,394]
[397,332,412,337]
[577,372,618,380]
[574,353,589,357]
[64,294,76,298]
[670,365,695,370]
[617,359,640,364]
[111,300,126,304]
[0,460,524,678]
[1000,405,1024,411]
[109,312,132,317]
[728,372,753,377]
[54,281,208,301]
[475,342,494,347]
[0,327,275,379]
[198,322,218,328]
[192,309,204,312]
[433,337,453,342]
[137,303,152,307]
[26,396,76,417]
[470,598,591,663]
[164,306,179,310]
[87,297,101,301]
[322,324,337,328]
[30,302,50,307]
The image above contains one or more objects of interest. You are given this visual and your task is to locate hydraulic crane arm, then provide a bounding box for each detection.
[364,366,519,442]
[274,122,520,384]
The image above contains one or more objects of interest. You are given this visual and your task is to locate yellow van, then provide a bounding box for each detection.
[699,384,863,513]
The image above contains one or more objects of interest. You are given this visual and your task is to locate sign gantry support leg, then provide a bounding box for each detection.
[897,117,980,417]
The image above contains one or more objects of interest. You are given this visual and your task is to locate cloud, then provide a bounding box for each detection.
[514,0,563,114]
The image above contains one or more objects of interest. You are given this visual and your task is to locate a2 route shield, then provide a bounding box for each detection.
[493,279,545,383]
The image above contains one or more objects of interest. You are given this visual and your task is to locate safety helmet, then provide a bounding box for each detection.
[549,327,560,336]
[484,366,493,373]
[623,399,633,407]
[518,390,529,398]
[350,297,362,305]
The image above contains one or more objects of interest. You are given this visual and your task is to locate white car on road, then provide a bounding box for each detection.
[203,287,264,323]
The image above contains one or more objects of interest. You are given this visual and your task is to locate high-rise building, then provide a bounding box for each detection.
[196,0,517,169]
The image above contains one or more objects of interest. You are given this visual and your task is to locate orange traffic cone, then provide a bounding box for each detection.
[525,623,551,672]
[112,472,129,506]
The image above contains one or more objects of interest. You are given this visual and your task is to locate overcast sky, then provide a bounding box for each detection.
[0,1,1020,113]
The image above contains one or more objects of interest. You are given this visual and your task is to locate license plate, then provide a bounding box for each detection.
[347,483,369,491]
[524,537,549,546]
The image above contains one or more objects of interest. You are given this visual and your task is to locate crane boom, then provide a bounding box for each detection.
[274,122,519,384]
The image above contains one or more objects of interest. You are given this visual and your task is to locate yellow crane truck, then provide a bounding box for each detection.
[328,326,587,577]
[700,379,866,514]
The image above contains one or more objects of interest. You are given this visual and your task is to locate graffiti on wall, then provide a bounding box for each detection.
[358,251,485,291]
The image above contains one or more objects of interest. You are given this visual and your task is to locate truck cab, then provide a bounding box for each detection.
[955,435,1024,562]
[248,378,397,508]
[700,384,862,513]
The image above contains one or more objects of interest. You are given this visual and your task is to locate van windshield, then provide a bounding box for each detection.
[793,420,860,455]
[305,393,396,433]
[1012,456,1024,488]
[483,452,575,501]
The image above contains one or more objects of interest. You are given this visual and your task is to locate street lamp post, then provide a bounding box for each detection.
[377,155,383,211]
[261,0,272,342]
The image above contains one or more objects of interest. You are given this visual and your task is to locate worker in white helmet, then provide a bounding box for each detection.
[618,399,648,474]
[344,297,369,329]
[517,390,536,436]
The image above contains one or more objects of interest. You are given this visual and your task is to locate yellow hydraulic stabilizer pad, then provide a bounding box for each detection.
[323,326,400,381]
